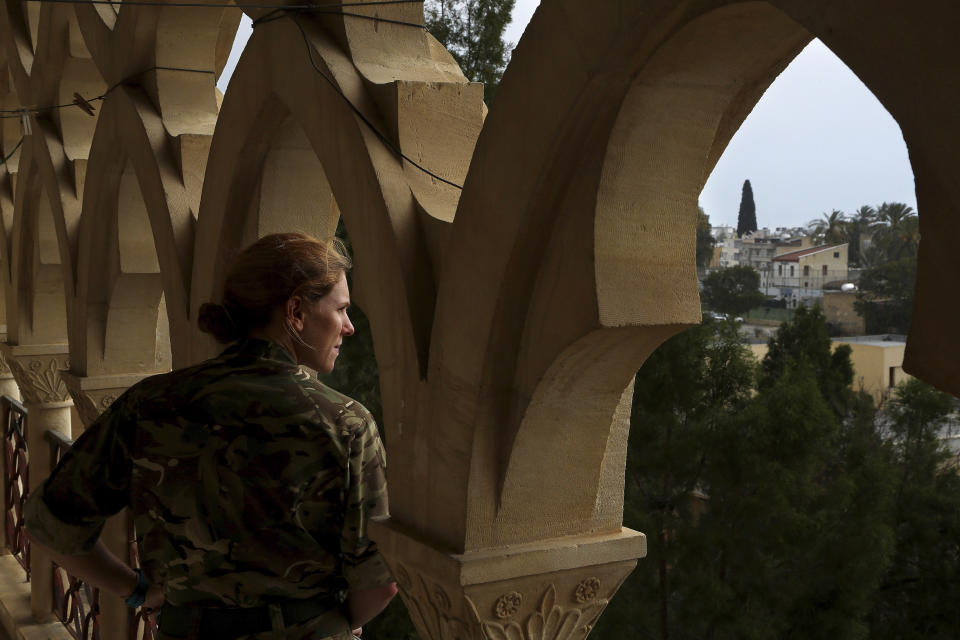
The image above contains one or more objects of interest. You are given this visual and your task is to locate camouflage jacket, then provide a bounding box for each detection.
[25,338,392,610]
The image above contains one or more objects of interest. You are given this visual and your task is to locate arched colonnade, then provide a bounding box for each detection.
[0,1,957,639]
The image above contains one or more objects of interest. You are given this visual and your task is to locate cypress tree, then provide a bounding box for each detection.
[737,179,758,237]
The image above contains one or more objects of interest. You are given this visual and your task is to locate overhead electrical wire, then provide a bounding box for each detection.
[283,12,462,189]
[0,66,215,118]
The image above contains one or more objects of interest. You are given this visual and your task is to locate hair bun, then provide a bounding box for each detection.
[197,302,243,344]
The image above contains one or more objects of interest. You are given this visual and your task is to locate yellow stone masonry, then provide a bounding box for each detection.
[0,1,958,639]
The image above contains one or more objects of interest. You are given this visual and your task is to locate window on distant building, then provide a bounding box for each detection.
[804,281,809,288]
[823,265,828,276]
[889,366,898,388]
[834,251,840,258]
[790,265,795,277]
[778,264,783,276]
[803,265,810,276]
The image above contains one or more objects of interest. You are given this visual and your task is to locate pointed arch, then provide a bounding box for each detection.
[421,0,957,551]
[191,18,449,394]
[72,0,233,137]
[71,85,194,376]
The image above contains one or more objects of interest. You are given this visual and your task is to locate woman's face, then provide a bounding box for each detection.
[295,273,355,373]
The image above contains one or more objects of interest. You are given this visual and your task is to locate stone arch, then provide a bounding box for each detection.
[0,0,108,348]
[190,17,465,388]
[493,2,811,546]
[419,0,956,554]
[4,126,78,347]
[71,85,195,377]
[0,0,39,84]
[72,0,234,137]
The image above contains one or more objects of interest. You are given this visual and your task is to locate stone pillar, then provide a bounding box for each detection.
[0,344,72,623]
[61,371,149,640]
[371,520,645,640]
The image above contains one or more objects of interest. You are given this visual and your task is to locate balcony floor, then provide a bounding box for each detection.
[0,554,70,640]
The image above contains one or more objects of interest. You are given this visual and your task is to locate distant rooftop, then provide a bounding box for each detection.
[772,243,847,261]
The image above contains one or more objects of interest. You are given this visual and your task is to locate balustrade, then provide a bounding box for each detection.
[2,395,30,579]
[0,398,159,640]
[46,428,158,640]
[48,429,101,640]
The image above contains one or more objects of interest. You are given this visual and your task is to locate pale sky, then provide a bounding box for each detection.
[219,1,917,231]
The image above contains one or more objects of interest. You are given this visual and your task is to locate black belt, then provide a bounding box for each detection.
[159,594,348,639]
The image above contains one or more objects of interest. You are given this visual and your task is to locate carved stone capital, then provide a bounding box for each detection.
[371,521,645,640]
[0,343,72,407]
[60,371,153,428]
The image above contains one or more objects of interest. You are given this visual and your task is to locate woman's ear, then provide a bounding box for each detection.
[285,295,306,332]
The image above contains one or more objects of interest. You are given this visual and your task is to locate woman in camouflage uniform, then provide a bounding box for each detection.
[25,233,397,639]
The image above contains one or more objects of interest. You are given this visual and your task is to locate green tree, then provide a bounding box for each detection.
[872,202,919,263]
[696,205,716,270]
[738,308,893,639]
[869,379,960,639]
[845,205,876,267]
[701,265,765,317]
[736,179,758,237]
[760,304,854,417]
[854,257,916,334]
[424,0,515,103]
[876,202,916,228]
[599,309,894,640]
[594,319,756,640]
[807,209,848,246]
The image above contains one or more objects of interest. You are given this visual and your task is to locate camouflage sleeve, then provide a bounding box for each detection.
[340,415,393,591]
[24,396,134,555]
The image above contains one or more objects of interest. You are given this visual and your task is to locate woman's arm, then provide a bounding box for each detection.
[41,540,165,609]
[347,582,398,629]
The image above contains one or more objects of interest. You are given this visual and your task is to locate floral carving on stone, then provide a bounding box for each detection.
[471,584,608,640]
[394,565,473,640]
[494,591,522,619]
[7,355,71,405]
[573,578,600,603]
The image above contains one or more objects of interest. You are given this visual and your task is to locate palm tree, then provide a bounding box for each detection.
[876,201,916,227]
[873,202,919,262]
[846,205,877,267]
[807,209,847,245]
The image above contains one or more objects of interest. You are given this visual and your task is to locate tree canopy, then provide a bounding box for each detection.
[854,257,917,334]
[696,206,716,270]
[424,0,515,103]
[597,306,898,640]
[701,265,765,317]
[807,209,848,246]
[760,304,855,416]
[869,379,960,639]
